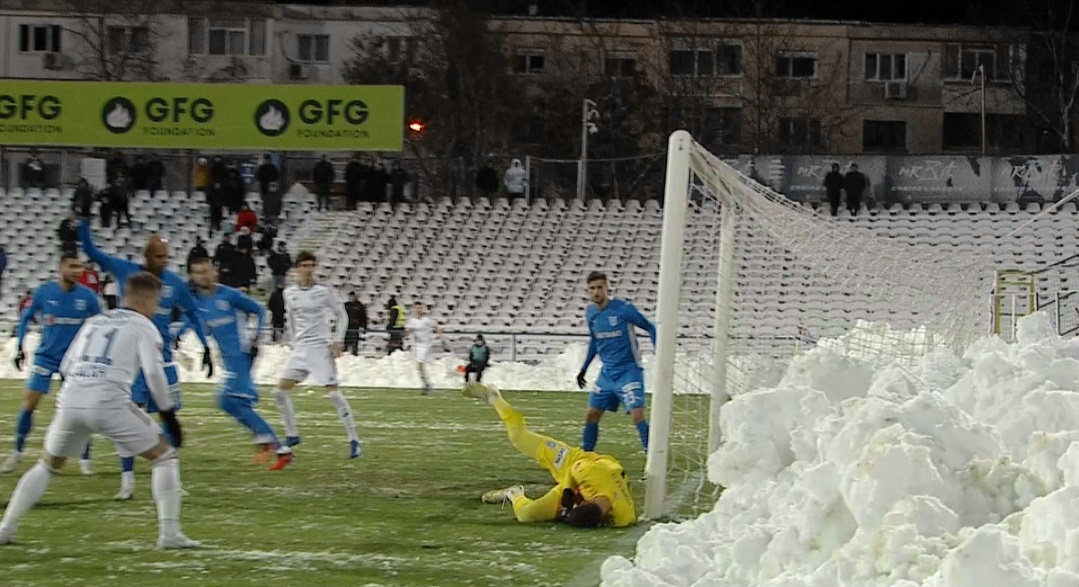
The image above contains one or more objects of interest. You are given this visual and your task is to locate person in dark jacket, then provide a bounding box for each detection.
[236,227,254,254]
[385,296,406,355]
[111,171,132,227]
[72,177,95,219]
[256,154,280,204]
[476,159,499,198]
[344,292,368,355]
[213,233,235,270]
[344,153,365,211]
[230,249,257,290]
[225,167,245,215]
[147,156,166,193]
[843,163,868,216]
[364,159,388,203]
[130,155,150,191]
[268,283,286,342]
[57,211,78,255]
[823,163,844,217]
[465,334,491,383]
[187,236,209,271]
[267,241,291,289]
[313,155,335,211]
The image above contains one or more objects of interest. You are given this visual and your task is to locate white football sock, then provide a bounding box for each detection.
[274,389,299,437]
[328,391,359,443]
[0,461,55,536]
[151,454,182,539]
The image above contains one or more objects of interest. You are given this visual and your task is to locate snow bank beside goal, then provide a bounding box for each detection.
[602,312,1079,587]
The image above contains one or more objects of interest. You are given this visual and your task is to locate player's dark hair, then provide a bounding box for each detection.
[189,256,212,267]
[125,272,162,298]
[295,250,317,266]
[586,271,607,284]
[565,503,604,528]
[60,252,80,264]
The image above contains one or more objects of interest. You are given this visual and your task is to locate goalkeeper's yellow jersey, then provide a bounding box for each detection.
[567,453,636,527]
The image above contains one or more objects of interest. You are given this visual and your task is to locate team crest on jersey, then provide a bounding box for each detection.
[217,299,230,311]
[608,316,618,327]
[75,299,86,311]
[161,285,173,299]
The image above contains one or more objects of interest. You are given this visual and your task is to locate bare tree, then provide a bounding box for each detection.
[1005,0,1079,152]
[61,0,166,81]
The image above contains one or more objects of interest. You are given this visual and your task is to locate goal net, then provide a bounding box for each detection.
[643,131,996,520]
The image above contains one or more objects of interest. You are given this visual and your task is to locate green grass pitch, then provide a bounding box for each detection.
[0,382,650,587]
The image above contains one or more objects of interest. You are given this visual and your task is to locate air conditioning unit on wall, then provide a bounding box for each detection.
[885,81,909,99]
[288,63,309,80]
[43,52,61,70]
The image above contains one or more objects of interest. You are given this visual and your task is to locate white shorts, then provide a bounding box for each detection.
[414,343,433,364]
[280,345,339,387]
[45,403,161,459]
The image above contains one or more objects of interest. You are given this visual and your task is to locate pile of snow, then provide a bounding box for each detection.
[602,312,1079,587]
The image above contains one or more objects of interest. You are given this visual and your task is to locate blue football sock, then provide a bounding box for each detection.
[81,440,92,461]
[635,420,650,452]
[14,409,33,453]
[582,422,599,451]
[120,456,135,473]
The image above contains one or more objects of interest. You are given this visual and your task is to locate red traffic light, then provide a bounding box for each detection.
[408,121,424,133]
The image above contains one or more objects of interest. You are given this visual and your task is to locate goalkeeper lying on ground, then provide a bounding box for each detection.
[462,382,635,528]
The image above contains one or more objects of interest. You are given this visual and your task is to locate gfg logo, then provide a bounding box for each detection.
[298,99,369,125]
[146,97,214,123]
[0,94,62,120]
[254,99,290,137]
[102,97,136,134]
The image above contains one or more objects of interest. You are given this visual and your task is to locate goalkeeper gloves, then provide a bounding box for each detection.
[576,371,587,390]
[13,349,24,371]
[202,347,214,378]
[158,410,184,449]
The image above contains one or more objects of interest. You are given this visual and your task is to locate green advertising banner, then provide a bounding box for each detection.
[0,81,404,151]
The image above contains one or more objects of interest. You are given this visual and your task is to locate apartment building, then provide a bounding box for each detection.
[0,1,1069,155]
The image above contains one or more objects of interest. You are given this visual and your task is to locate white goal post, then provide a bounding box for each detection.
[643,131,993,520]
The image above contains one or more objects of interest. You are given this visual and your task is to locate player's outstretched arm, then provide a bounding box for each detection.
[86,289,102,317]
[231,288,266,355]
[624,303,657,346]
[578,324,598,389]
[14,288,42,353]
[177,280,213,376]
[77,219,123,276]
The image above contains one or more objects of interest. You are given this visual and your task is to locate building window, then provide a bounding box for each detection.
[107,27,149,55]
[943,112,1026,151]
[18,24,61,53]
[298,34,330,63]
[779,118,822,148]
[717,44,743,76]
[703,107,741,146]
[776,53,817,79]
[514,50,545,75]
[943,43,1012,81]
[669,48,715,77]
[863,120,907,152]
[188,17,266,56]
[865,52,907,81]
[604,53,637,77]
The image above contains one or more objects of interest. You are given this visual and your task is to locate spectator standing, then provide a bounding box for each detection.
[57,212,78,255]
[313,155,335,211]
[268,283,286,342]
[843,163,867,216]
[213,233,235,270]
[230,247,257,291]
[344,153,365,211]
[78,264,101,294]
[130,155,150,191]
[105,151,127,184]
[147,155,166,193]
[111,172,132,228]
[503,158,527,198]
[476,158,499,199]
[364,158,389,204]
[102,276,118,310]
[268,241,292,289]
[823,163,844,217]
[389,161,409,207]
[187,236,209,270]
[73,178,95,219]
[257,223,277,256]
[225,167,245,215]
[236,203,258,234]
[256,154,280,205]
[344,292,368,356]
[236,227,254,254]
[194,157,210,193]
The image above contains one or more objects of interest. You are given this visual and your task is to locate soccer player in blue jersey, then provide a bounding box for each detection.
[79,221,213,500]
[2,254,101,476]
[187,257,293,470]
[576,271,656,453]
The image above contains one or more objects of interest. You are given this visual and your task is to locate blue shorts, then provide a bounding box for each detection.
[588,369,646,413]
[218,354,258,402]
[26,358,62,394]
[132,363,181,413]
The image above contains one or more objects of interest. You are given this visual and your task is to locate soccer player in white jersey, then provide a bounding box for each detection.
[0,272,199,549]
[272,251,362,459]
[406,302,444,395]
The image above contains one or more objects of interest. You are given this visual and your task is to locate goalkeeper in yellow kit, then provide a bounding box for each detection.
[462,382,636,528]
